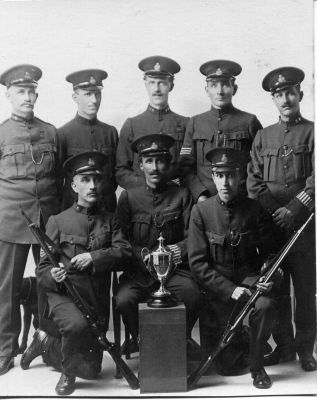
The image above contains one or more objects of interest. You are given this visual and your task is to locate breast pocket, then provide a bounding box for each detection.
[292,144,313,180]
[131,214,152,245]
[0,144,26,179]
[223,131,252,151]
[192,131,215,165]
[101,147,115,178]
[35,143,56,176]
[162,210,183,241]
[60,233,88,261]
[262,149,279,182]
[206,231,226,262]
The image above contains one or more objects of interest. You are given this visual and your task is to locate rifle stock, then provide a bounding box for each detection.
[21,209,140,390]
[187,212,314,390]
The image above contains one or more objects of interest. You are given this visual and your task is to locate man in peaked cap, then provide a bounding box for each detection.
[188,147,279,388]
[0,64,63,375]
[247,67,316,372]
[179,59,262,203]
[21,151,131,395]
[58,68,118,213]
[115,133,201,357]
[115,55,189,189]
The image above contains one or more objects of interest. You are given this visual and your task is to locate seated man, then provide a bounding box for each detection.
[20,151,132,396]
[115,134,201,355]
[188,147,279,389]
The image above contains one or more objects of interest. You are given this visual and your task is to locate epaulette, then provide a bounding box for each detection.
[34,116,56,128]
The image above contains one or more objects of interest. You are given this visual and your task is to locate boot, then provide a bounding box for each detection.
[20,329,48,369]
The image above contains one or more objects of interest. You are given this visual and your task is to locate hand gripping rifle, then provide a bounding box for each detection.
[21,209,140,390]
[187,212,314,390]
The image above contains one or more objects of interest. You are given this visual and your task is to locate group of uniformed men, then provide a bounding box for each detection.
[0,56,315,396]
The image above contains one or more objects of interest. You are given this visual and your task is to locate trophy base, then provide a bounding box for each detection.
[147,296,177,308]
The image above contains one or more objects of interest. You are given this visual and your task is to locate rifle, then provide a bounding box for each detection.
[21,209,140,390]
[187,212,314,390]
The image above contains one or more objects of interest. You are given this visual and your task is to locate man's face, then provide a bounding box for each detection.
[212,169,240,203]
[6,85,38,116]
[144,76,172,109]
[72,88,102,119]
[71,173,102,208]
[272,86,302,120]
[205,79,236,109]
[140,154,170,188]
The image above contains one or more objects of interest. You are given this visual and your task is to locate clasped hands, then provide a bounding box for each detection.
[50,253,93,283]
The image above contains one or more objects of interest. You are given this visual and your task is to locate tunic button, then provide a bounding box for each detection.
[284,129,289,133]
[218,117,222,121]
[283,165,287,169]
[285,183,289,188]
[217,130,222,134]
[28,126,31,130]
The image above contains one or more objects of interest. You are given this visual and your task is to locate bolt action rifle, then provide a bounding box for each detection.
[187,212,314,390]
[21,209,140,390]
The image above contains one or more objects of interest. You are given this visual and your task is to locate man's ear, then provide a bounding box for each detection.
[139,160,144,172]
[71,180,77,193]
[232,83,238,96]
[169,80,174,92]
[299,90,304,102]
[72,91,78,103]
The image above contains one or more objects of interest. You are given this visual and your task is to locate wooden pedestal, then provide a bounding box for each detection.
[139,303,187,393]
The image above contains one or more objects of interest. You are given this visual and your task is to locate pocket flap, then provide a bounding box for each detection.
[162,210,182,222]
[206,231,225,245]
[2,143,25,156]
[130,214,152,224]
[262,148,279,157]
[193,130,215,141]
[60,233,87,246]
[37,143,56,153]
[293,144,310,154]
[224,131,250,140]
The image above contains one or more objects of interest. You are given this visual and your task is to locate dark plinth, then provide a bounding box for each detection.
[139,303,187,393]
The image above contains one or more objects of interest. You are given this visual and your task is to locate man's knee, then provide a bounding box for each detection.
[60,315,88,336]
[254,296,275,315]
[115,288,138,312]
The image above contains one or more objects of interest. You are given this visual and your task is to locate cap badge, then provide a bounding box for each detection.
[154,62,161,71]
[216,68,223,76]
[221,154,228,163]
[88,158,95,166]
[278,74,286,84]
[150,142,158,150]
[89,76,96,85]
[24,71,31,80]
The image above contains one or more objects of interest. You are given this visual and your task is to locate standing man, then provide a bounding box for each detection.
[0,64,62,375]
[58,69,118,212]
[188,147,278,389]
[247,67,316,372]
[115,55,188,189]
[22,152,132,395]
[115,134,201,351]
[179,59,262,202]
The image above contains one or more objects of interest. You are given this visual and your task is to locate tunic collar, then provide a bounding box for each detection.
[145,181,168,194]
[216,193,241,208]
[278,114,302,127]
[73,202,98,215]
[75,113,98,126]
[210,103,234,117]
[11,112,34,123]
[147,104,171,115]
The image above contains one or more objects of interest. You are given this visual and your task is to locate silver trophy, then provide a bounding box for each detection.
[141,232,177,308]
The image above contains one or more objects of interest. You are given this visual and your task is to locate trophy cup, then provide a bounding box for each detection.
[141,232,177,308]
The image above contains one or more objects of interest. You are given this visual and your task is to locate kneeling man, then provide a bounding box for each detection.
[188,147,278,389]
[21,152,131,395]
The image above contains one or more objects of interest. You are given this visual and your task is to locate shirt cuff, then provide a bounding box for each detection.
[168,244,182,265]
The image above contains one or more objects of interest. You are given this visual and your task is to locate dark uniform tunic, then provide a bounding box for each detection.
[115,182,201,338]
[115,105,188,189]
[188,194,276,371]
[179,104,262,201]
[58,114,118,212]
[36,203,131,379]
[0,113,62,358]
[247,116,315,359]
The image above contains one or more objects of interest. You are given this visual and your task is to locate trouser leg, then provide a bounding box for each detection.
[0,241,30,357]
[165,273,202,336]
[115,276,151,339]
[52,301,103,379]
[249,296,276,372]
